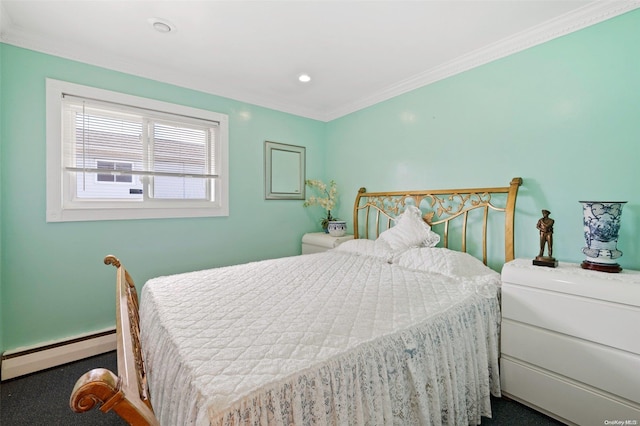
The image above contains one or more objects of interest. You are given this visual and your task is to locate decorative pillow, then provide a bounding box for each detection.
[332,238,395,262]
[377,206,440,251]
[395,247,494,278]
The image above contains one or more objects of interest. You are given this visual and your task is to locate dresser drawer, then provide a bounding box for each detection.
[501,259,640,306]
[502,319,640,402]
[501,358,640,426]
[502,282,640,354]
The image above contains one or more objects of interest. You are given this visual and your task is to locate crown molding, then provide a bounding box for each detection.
[323,0,640,121]
[2,1,638,122]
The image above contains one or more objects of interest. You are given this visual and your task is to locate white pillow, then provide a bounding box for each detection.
[377,206,440,251]
[395,247,493,278]
[333,238,395,262]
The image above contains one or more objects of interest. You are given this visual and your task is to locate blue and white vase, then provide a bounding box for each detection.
[580,201,626,272]
[321,211,335,233]
[327,221,347,237]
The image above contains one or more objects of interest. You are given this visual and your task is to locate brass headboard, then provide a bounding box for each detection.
[353,177,522,265]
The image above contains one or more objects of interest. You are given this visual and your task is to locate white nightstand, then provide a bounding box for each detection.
[301,232,354,254]
[500,259,640,426]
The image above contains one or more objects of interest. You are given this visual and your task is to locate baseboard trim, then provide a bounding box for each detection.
[1,329,116,381]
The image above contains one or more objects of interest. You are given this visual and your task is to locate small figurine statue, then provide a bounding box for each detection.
[533,209,558,267]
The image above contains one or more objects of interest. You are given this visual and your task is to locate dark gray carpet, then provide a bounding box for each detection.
[1,351,563,425]
[1,351,126,425]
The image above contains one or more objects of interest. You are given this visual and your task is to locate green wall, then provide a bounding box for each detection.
[0,42,4,353]
[1,9,639,354]
[326,9,639,271]
[0,45,325,352]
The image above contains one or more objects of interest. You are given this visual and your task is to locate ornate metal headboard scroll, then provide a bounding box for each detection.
[352,177,522,264]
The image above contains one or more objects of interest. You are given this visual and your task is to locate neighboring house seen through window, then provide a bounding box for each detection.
[96,161,134,184]
[46,79,229,222]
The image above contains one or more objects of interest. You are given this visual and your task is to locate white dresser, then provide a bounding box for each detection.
[301,232,353,254]
[501,259,640,426]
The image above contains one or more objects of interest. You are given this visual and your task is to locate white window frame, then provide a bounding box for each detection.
[46,79,229,222]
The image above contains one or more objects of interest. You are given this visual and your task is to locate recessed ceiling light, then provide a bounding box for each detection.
[298,74,311,83]
[148,18,173,34]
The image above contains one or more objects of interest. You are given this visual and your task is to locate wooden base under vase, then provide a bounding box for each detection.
[581,260,622,273]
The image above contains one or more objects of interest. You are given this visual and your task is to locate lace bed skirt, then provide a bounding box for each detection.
[205,297,500,426]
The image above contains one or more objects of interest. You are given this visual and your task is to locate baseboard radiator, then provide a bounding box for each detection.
[1,328,116,381]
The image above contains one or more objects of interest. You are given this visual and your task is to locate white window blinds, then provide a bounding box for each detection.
[61,95,219,201]
[47,79,229,222]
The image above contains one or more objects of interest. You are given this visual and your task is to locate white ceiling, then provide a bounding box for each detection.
[1,1,638,121]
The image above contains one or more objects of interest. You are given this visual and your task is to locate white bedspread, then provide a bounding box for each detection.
[140,249,501,425]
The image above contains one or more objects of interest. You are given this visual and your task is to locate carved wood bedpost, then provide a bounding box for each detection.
[69,256,159,426]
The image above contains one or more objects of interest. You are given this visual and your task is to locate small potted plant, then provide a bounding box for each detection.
[303,179,339,233]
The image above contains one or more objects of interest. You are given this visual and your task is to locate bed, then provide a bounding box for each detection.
[70,177,522,425]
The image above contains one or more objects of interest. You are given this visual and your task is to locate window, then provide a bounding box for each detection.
[46,79,228,222]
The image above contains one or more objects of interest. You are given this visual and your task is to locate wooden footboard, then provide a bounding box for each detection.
[70,255,159,425]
